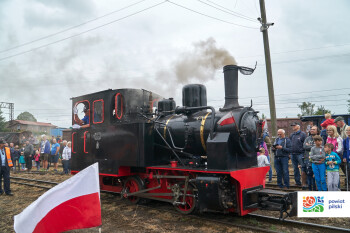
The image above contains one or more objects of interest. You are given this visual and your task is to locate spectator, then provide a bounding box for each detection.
[303,126,319,190]
[12,145,21,171]
[342,126,350,186]
[20,136,26,145]
[334,116,348,140]
[289,122,307,187]
[50,136,55,144]
[320,126,328,145]
[263,131,273,182]
[56,135,62,144]
[29,134,35,145]
[320,113,336,129]
[272,129,291,189]
[306,122,314,136]
[9,143,15,170]
[34,150,40,171]
[50,139,60,172]
[0,138,14,196]
[39,135,51,171]
[23,140,33,171]
[309,135,327,191]
[59,140,67,157]
[257,148,270,168]
[325,143,341,191]
[19,152,25,170]
[62,141,72,174]
[326,125,343,155]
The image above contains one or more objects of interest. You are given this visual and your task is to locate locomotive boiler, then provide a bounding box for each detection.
[70,64,297,218]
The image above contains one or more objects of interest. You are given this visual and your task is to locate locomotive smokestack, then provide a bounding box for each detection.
[222,65,241,111]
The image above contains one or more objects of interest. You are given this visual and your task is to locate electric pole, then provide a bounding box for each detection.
[258,0,277,138]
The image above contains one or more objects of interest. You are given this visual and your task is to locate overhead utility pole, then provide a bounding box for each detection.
[258,0,277,138]
[0,102,14,121]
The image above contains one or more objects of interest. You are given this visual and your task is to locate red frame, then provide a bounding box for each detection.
[83,131,89,154]
[115,93,123,120]
[93,99,104,124]
[71,132,77,154]
[74,100,90,125]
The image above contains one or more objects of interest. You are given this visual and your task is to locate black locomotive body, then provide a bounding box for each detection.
[70,65,296,217]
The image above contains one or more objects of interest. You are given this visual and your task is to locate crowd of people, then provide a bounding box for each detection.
[0,134,72,196]
[257,114,350,191]
[8,134,72,174]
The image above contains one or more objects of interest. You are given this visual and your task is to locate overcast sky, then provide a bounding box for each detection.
[1,0,350,128]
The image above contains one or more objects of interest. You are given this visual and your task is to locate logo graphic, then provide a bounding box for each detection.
[303,196,324,212]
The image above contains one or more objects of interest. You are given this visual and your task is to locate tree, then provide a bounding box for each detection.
[17,111,37,122]
[0,109,6,131]
[297,102,315,117]
[314,105,331,115]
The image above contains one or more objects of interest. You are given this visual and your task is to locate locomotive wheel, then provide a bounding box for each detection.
[174,183,197,214]
[123,176,143,204]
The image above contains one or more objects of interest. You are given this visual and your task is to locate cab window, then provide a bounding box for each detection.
[93,100,104,124]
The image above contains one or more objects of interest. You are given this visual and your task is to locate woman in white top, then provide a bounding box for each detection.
[62,141,71,174]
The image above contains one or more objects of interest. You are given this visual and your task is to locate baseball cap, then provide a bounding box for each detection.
[290,122,300,126]
[334,116,344,123]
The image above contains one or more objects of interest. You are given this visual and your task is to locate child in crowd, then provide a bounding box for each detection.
[257,148,270,167]
[34,150,40,171]
[324,143,341,191]
[320,113,336,129]
[309,135,327,191]
[306,162,317,191]
[19,151,26,170]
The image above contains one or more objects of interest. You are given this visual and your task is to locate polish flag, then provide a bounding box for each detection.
[217,111,236,126]
[14,163,101,233]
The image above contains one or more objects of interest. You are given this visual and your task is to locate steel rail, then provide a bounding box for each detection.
[248,213,350,233]
[11,177,350,232]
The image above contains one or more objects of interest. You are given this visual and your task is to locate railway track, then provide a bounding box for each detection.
[10,176,350,233]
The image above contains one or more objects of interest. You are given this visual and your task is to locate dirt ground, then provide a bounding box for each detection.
[1,170,350,233]
[1,171,254,233]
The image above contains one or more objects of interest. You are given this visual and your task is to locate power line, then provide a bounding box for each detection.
[0,0,149,54]
[0,1,167,62]
[166,0,258,29]
[208,87,350,101]
[197,0,258,23]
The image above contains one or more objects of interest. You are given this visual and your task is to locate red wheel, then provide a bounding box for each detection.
[175,183,197,214]
[123,176,143,204]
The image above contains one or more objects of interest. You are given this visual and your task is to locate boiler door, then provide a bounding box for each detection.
[239,111,258,156]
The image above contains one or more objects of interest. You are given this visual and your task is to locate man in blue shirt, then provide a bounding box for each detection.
[272,129,292,189]
[289,122,306,187]
[74,106,90,128]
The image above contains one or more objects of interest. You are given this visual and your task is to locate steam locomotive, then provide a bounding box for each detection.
[70,65,297,218]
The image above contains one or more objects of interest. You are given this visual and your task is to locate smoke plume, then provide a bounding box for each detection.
[173,37,236,83]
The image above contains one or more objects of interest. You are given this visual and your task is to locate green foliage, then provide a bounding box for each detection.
[297,102,315,117]
[0,109,6,131]
[16,111,37,122]
[314,105,331,115]
[298,102,332,117]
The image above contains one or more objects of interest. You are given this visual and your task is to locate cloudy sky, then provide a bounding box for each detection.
[1,0,350,128]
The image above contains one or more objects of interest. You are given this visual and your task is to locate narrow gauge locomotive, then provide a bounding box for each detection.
[70,65,297,218]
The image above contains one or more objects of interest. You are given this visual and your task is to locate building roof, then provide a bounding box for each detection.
[9,120,57,128]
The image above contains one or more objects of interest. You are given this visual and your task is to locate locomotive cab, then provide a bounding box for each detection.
[70,89,163,175]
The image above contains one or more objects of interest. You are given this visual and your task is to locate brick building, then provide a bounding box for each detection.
[7,120,57,134]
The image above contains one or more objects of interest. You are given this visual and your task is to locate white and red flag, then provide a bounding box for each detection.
[217,111,236,126]
[14,163,102,233]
